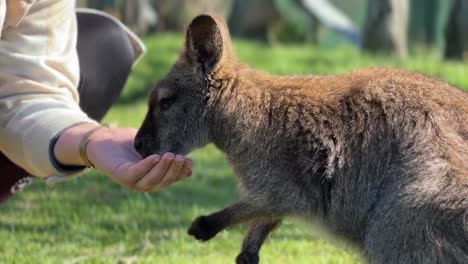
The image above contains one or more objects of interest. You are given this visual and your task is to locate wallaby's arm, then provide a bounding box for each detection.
[236,219,282,264]
[188,201,279,242]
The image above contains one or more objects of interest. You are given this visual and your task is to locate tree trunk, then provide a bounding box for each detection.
[362,0,408,58]
[228,0,280,41]
[444,0,468,60]
[409,0,439,47]
[87,0,105,10]
[121,0,142,34]
[157,0,233,32]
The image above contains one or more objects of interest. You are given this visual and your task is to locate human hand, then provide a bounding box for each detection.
[86,127,192,191]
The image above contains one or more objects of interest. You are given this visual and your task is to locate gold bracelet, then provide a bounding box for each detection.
[79,126,106,168]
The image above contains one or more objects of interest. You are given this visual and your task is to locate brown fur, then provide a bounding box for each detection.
[135,14,468,264]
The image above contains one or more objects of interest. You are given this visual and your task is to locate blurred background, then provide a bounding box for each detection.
[0,1,467,263]
[76,0,468,60]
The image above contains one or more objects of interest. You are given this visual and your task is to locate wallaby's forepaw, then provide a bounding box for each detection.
[236,252,259,264]
[187,216,221,241]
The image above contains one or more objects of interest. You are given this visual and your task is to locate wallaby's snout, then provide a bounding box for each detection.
[134,107,160,158]
[134,131,158,159]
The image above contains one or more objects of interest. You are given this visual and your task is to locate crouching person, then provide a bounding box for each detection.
[0,0,192,203]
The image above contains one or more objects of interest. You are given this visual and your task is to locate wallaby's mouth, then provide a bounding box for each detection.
[155,142,190,157]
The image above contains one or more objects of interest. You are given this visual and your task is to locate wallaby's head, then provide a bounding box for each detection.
[135,14,236,157]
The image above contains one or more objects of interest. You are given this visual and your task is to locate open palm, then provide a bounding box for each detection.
[86,127,192,191]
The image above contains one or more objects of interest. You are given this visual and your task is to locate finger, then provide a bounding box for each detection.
[125,154,160,184]
[178,158,193,180]
[145,156,189,192]
[157,154,186,189]
[172,155,190,182]
[135,152,175,190]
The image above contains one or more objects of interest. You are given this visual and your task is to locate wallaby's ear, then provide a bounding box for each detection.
[185,14,233,74]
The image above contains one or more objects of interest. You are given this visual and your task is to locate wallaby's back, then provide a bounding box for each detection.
[225,66,468,262]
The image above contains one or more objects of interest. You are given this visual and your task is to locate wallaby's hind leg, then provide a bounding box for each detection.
[188,201,276,242]
[236,219,282,264]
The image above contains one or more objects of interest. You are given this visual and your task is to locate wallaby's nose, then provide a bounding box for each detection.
[134,138,146,157]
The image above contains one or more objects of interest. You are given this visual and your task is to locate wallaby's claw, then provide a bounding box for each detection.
[235,252,259,264]
[187,216,220,241]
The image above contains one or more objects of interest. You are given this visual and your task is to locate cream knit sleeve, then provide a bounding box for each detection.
[0,0,97,177]
[0,0,4,38]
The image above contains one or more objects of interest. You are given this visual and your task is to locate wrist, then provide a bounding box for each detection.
[79,126,109,168]
[53,122,101,167]
[82,125,113,169]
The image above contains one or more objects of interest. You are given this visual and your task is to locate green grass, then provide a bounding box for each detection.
[1,34,467,264]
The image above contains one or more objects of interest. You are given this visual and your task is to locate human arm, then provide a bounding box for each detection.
[0,0,191,190]
[54,123,192,191]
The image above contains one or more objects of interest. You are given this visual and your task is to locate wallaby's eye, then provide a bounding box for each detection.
[159,97,176,112]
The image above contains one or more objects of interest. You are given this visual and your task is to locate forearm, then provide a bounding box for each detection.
[0,94,98,177]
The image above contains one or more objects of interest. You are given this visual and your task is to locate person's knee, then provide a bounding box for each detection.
[76,10,138,120]
[77,11,135,77]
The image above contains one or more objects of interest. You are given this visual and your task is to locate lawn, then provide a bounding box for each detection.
[0,34,467,264]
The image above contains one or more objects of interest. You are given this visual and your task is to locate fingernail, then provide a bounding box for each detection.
[175,154,184,161]
[162,152,175,160]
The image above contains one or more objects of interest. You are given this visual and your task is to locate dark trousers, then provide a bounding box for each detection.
[0,11,136,203]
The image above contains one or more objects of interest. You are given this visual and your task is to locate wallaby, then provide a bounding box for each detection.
[135,14,468,264]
